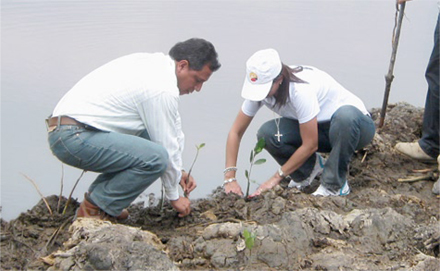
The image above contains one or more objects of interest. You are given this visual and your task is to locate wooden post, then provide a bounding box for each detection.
[379,2,406,128]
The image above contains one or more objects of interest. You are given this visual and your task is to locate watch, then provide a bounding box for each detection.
[277,167,285,178]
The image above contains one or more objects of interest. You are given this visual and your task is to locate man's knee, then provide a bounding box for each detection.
[139,145,169,175]
[154,147,169,174]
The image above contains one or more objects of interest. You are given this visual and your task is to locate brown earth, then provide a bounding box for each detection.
[1,102,439,270]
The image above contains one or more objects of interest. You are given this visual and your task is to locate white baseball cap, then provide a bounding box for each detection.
[241,48,282,101]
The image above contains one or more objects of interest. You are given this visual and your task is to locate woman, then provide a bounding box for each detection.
[223,49,375,197]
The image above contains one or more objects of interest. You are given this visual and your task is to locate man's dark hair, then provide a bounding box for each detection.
[169,38,221,72]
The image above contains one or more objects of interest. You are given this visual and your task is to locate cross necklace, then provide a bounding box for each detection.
[274,114,283,142]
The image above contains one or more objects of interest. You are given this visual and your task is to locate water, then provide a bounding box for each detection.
[1,0,437,221]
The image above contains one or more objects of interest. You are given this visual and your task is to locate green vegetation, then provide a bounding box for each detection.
[245,138,266,198]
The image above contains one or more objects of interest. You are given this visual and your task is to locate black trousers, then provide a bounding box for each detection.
[419,14,440,159]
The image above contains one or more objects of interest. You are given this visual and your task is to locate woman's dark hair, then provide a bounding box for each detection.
[273,64,308,107]
[169,38,221,72]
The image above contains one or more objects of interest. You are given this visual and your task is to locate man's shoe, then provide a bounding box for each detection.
[76,195,129,221]
[76,197,112,221]
[432,179,440,195]
[116,209,130,220]
[395,142,435,162]
[289,153,325,189]
[312,181,350,197]
[82,192,130,220]
[433,155,440,195]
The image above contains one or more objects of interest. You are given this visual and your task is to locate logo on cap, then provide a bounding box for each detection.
[249,72,258,82]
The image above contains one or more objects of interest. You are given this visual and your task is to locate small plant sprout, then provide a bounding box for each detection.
[184,143,205,198]
[243,229,256,250]
[243,228,256,267]
[245,138,266,198]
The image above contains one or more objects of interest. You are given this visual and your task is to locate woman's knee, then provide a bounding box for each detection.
[257,120,276,141]
[332,105,359,125]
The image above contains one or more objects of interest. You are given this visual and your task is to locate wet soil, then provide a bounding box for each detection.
[1,102,439,270]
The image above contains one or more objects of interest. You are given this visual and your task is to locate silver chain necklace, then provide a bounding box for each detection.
[274,113,283,142]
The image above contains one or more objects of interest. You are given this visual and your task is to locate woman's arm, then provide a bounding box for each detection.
[249,117,319,197]
[224,110,254,195]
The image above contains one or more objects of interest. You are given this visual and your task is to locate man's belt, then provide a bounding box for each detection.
[48,116,84,127]
[46,116,86,132]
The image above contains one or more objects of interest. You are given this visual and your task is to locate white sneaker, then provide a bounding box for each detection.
[395,142,435,162]
[312,181,350,196]
[289,153,325,189]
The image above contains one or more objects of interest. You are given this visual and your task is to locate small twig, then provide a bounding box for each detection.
[412,168,436,173]
[181,218,258,229]
[45,217,74,250]
[62,170,86,215]
[21,173,53,215]
[57,163,64,213]
[398,174,433,183]
[159,183,165,211]
[361,151,368,163]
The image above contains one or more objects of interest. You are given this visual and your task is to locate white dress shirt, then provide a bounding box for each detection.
[52,52,184,200]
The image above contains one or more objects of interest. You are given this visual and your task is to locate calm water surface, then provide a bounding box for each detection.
[1,0,437,221]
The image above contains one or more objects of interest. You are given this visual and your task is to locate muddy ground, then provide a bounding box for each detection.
[1,102,439,270]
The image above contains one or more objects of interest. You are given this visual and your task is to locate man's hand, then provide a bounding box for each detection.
[180,171,197,197]
[170,196,191,217]
[397,0,411,4]
[223,181,244,196]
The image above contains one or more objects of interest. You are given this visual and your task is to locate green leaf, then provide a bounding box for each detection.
[254,138,266,153]
[197,143,206,150]
[245,170,249,179]
[254,158,266,165]
[250,151,254,163]
[243,229,255,250]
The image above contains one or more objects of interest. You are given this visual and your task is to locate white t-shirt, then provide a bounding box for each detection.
[241,66,369,123]
[52,53,184,201]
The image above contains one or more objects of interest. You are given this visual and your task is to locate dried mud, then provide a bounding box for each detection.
[1,102,439,270]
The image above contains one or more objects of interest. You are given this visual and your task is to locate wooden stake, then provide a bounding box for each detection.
[379,2,406,128]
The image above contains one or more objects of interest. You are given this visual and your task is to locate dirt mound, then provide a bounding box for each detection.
[1,102,439,270]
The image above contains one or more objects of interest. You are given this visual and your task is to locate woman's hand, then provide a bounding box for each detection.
[249,174,283,198]
[223,181,244,196]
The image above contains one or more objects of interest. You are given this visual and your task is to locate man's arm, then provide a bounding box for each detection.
[138,92,192,216]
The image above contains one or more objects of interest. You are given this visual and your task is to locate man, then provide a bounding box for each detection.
[394,0,439,194]
[47,38,221,220]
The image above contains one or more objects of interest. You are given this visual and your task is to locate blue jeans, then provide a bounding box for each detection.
[257,105,376,191]
[419,14,439,159]
[48,125,168,216]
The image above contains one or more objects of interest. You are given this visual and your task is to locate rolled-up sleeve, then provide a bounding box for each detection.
[138,92,184,201]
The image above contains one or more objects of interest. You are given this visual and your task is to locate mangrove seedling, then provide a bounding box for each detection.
[243,228,256,267]
[243,229,256,250]
[245,138,266,198]
[184,143,205,197]
[159,143,205,209]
